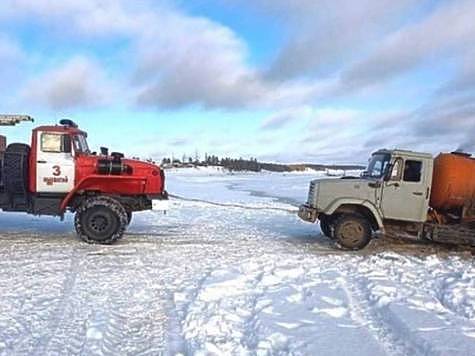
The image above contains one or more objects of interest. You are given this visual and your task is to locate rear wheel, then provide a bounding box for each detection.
[75,196,128,244]
[333,214,372,250]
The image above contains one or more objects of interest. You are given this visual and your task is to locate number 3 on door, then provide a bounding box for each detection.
[52,165,61,176]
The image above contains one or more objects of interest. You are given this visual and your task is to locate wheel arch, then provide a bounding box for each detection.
[325,200,383,231]
[60,175,147,212]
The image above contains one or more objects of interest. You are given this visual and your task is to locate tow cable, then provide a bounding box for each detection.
[167,193,298,214]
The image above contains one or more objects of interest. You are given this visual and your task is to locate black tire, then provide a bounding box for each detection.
[333,214,372,250]
[320,215,334,239]
[4,143,30,195]
[75,196,128,244]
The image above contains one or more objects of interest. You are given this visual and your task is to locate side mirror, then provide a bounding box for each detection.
[63,135,72,153]
[100,147,109,156]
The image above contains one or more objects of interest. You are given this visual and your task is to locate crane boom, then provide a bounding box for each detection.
[0,115,34,126]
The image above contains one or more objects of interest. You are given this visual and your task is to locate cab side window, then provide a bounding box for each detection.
[403,160,422,182]
[41,133,71,153]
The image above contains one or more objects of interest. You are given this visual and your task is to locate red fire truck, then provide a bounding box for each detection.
[0,115,168,244]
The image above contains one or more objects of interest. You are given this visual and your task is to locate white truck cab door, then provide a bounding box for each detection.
[36,131,75,193]
[381,157,433,222]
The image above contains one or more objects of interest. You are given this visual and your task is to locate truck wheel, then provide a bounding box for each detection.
[75,196,128,244]
[319,215,334,239]
[333,214,372,250]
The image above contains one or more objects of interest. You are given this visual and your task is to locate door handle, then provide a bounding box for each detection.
[368,181,382,188]
[413,192,423,196]
[37,160,47,164]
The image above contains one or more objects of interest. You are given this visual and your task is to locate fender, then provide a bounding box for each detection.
[60,175,148,212]
[323,198,384,229]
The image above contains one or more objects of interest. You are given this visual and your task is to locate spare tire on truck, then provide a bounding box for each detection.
[4,143,30,196]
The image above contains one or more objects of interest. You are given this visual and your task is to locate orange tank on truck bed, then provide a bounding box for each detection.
[430,152,475,211]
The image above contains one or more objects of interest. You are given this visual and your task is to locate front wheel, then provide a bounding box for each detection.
[75,196,128,244]
[319,215,334,239]
[333,214,372,250]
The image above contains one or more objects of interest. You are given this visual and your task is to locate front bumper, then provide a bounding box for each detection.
[150,191,169,211]
[147,191,169,201]
[298,204,318,223]
[152,199,169,211]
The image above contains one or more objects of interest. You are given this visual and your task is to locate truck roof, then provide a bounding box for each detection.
[374,148,433,159]
[33,125,86,136]
[33,119,85,135]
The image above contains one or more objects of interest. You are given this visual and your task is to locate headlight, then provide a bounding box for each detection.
[307,181,319,205]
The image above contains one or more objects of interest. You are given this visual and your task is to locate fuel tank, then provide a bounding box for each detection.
[430,152,475,210]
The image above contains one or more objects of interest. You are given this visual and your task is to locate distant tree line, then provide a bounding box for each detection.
[160,153,365,173]
[220,157,260,172]
[161,154,262,172]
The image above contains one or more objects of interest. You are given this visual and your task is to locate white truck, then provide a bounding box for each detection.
[298,149,475,250]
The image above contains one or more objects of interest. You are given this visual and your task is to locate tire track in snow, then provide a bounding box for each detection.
[3,243,82,355]
[338,271,439,356]
[32,245,83,355]
[176,263,274,354]
[135,251,169,356]
[79,305,135,356]
[241,270,266,352]
[432,270,475,321]
[93,246,167,356]
[167,270,213,355]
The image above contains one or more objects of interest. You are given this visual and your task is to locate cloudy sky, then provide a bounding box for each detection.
[1,0,474,164]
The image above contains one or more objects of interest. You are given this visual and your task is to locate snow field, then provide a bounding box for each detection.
[0,170,475,355]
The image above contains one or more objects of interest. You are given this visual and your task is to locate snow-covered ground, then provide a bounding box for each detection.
[1,168,475,355]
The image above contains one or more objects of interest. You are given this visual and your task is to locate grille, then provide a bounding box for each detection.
[307,181,316,205]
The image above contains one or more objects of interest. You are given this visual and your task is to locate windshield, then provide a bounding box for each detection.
[363,153,390,179]
[73,134,90,154]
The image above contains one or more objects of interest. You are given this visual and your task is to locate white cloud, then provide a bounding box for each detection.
[260,106,313,130]
[259,106,418,163]
[1,0,342,110]
[2,0,475,163]
[21,57,115,110]
[261,106,364,131]
[241,0,420,80]
[0,0,143,37]
[134,12,267,109]
[342,0,475,87]
[439,50,475,95]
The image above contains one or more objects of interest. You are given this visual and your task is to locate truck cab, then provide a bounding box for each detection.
[30,123,87,194]
[299,149,434,249]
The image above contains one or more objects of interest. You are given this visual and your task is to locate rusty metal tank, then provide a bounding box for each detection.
[430,152,475,210]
